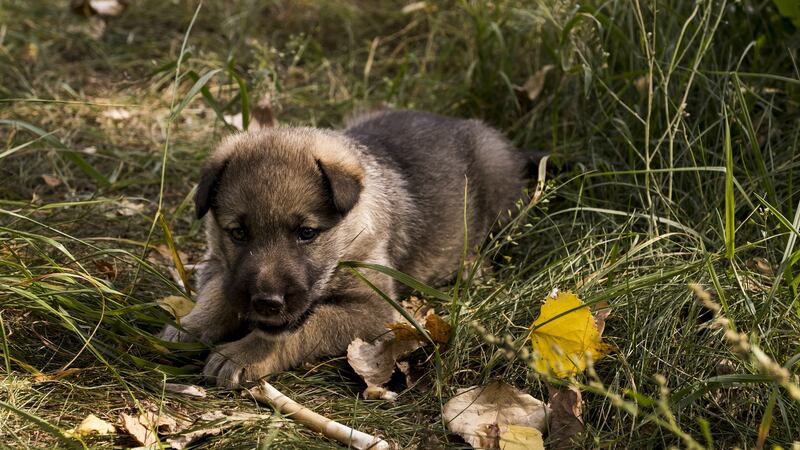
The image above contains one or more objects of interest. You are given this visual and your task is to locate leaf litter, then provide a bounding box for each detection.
[442,381,549,449]
[346,296,451,399]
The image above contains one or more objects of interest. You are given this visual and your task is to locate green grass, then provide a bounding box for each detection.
[1,0,799,448]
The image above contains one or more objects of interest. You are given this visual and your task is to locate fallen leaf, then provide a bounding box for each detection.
[158,296,195,321]
[592,300,611,336]
[521,65,554,102]
[401,296,432,322]
[41,174,61,188]
[423,310,451,345]
[401,1,427,14]
[120,410,180,447]
[72,0,127,17]
[547,384,584,448]
[166,411,268,450]
[223,113,244,131]
[164,382,206,398]
[499,425,544,450]
[102,108,132,120]
[386,322,421,341]
[530,291,611,377]
[443,381,549,449]
[93,259,118,280]
[116,199,145,216]
[363,386,399,401]
[747,257,774,277]
[34,368,81,383]
[347,334,421,387]
[71,414,116,437]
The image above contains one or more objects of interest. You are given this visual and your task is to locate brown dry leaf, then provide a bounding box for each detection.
[347,335,422,387]
[521,65,554,102]
[166,411,269,450]
[386,322,421,341]
[443,381,549,449]
[401,296,432,322]
[70,414,116,437]
[747,257,774,276]
[116,199,145,216]
[120,410,182,447]
[164,383,206,398]
[41,174,61,188]
[499,425,544,450]
[158,296,195,320]
[92,259,118,280]
[424,310,451,345]
[150,244,190,267]
[592,300,611,336]
[363,386,399,401]
[34,368,81,383]
[547,384,584,449]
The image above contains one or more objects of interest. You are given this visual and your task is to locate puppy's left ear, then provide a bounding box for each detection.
[316,160,362,215]
[195,159,228,219]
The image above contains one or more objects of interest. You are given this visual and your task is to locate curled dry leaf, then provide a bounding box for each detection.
[70,414,116,437]
[521,65,555,102]
[530,291,611,377]
[546,384,584,449]
[158,295,195,321]
[347,335,421,387]
[348,297,450,393]
[164,382,206,398]
[41,174,61,188]
[116,199,145,216]
[72,0,128,16]
[443,381,549,449]
[363,386,399,401]
[120,411,174,447]
[92,259,118,280]
[166,411,268,450]
[423,310,452,345]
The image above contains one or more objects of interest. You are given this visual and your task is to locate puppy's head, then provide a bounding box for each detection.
[196,129,364,336]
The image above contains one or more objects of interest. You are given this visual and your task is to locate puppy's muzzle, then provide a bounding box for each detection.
[252,293,285,317]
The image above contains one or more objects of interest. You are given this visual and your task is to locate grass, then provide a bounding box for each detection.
[1,0,799,448]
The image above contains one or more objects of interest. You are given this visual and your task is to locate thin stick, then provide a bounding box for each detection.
[249,381,392,450]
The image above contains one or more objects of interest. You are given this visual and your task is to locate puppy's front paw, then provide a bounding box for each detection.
[204,349,246,388]
[203,339,278,388]
[160,325,196,343]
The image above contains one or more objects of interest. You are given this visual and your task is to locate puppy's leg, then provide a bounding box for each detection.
[204,295,399,388]
[160,272,241,345]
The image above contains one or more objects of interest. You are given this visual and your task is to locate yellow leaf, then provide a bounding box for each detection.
[530,291,610,377]
[158,295,195,320]
[500,425,544,450]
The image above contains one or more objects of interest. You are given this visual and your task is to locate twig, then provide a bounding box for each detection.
[249,381,392,450]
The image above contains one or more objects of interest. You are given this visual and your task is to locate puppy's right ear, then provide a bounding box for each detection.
[195,159,228,219]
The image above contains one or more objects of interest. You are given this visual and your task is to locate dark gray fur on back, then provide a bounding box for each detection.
[345,110,526,285]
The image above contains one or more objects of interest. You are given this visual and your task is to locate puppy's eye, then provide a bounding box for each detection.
[297,227,319,242]
[228,227,247,242]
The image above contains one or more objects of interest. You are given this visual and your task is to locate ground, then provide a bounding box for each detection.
[1,0,799,448]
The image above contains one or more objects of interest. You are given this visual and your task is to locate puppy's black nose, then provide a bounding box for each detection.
[252,293,285,316]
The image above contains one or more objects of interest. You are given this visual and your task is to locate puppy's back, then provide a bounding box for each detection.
[344,110,525,284]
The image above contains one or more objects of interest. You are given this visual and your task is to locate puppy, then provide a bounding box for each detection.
[161,110,526,388]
